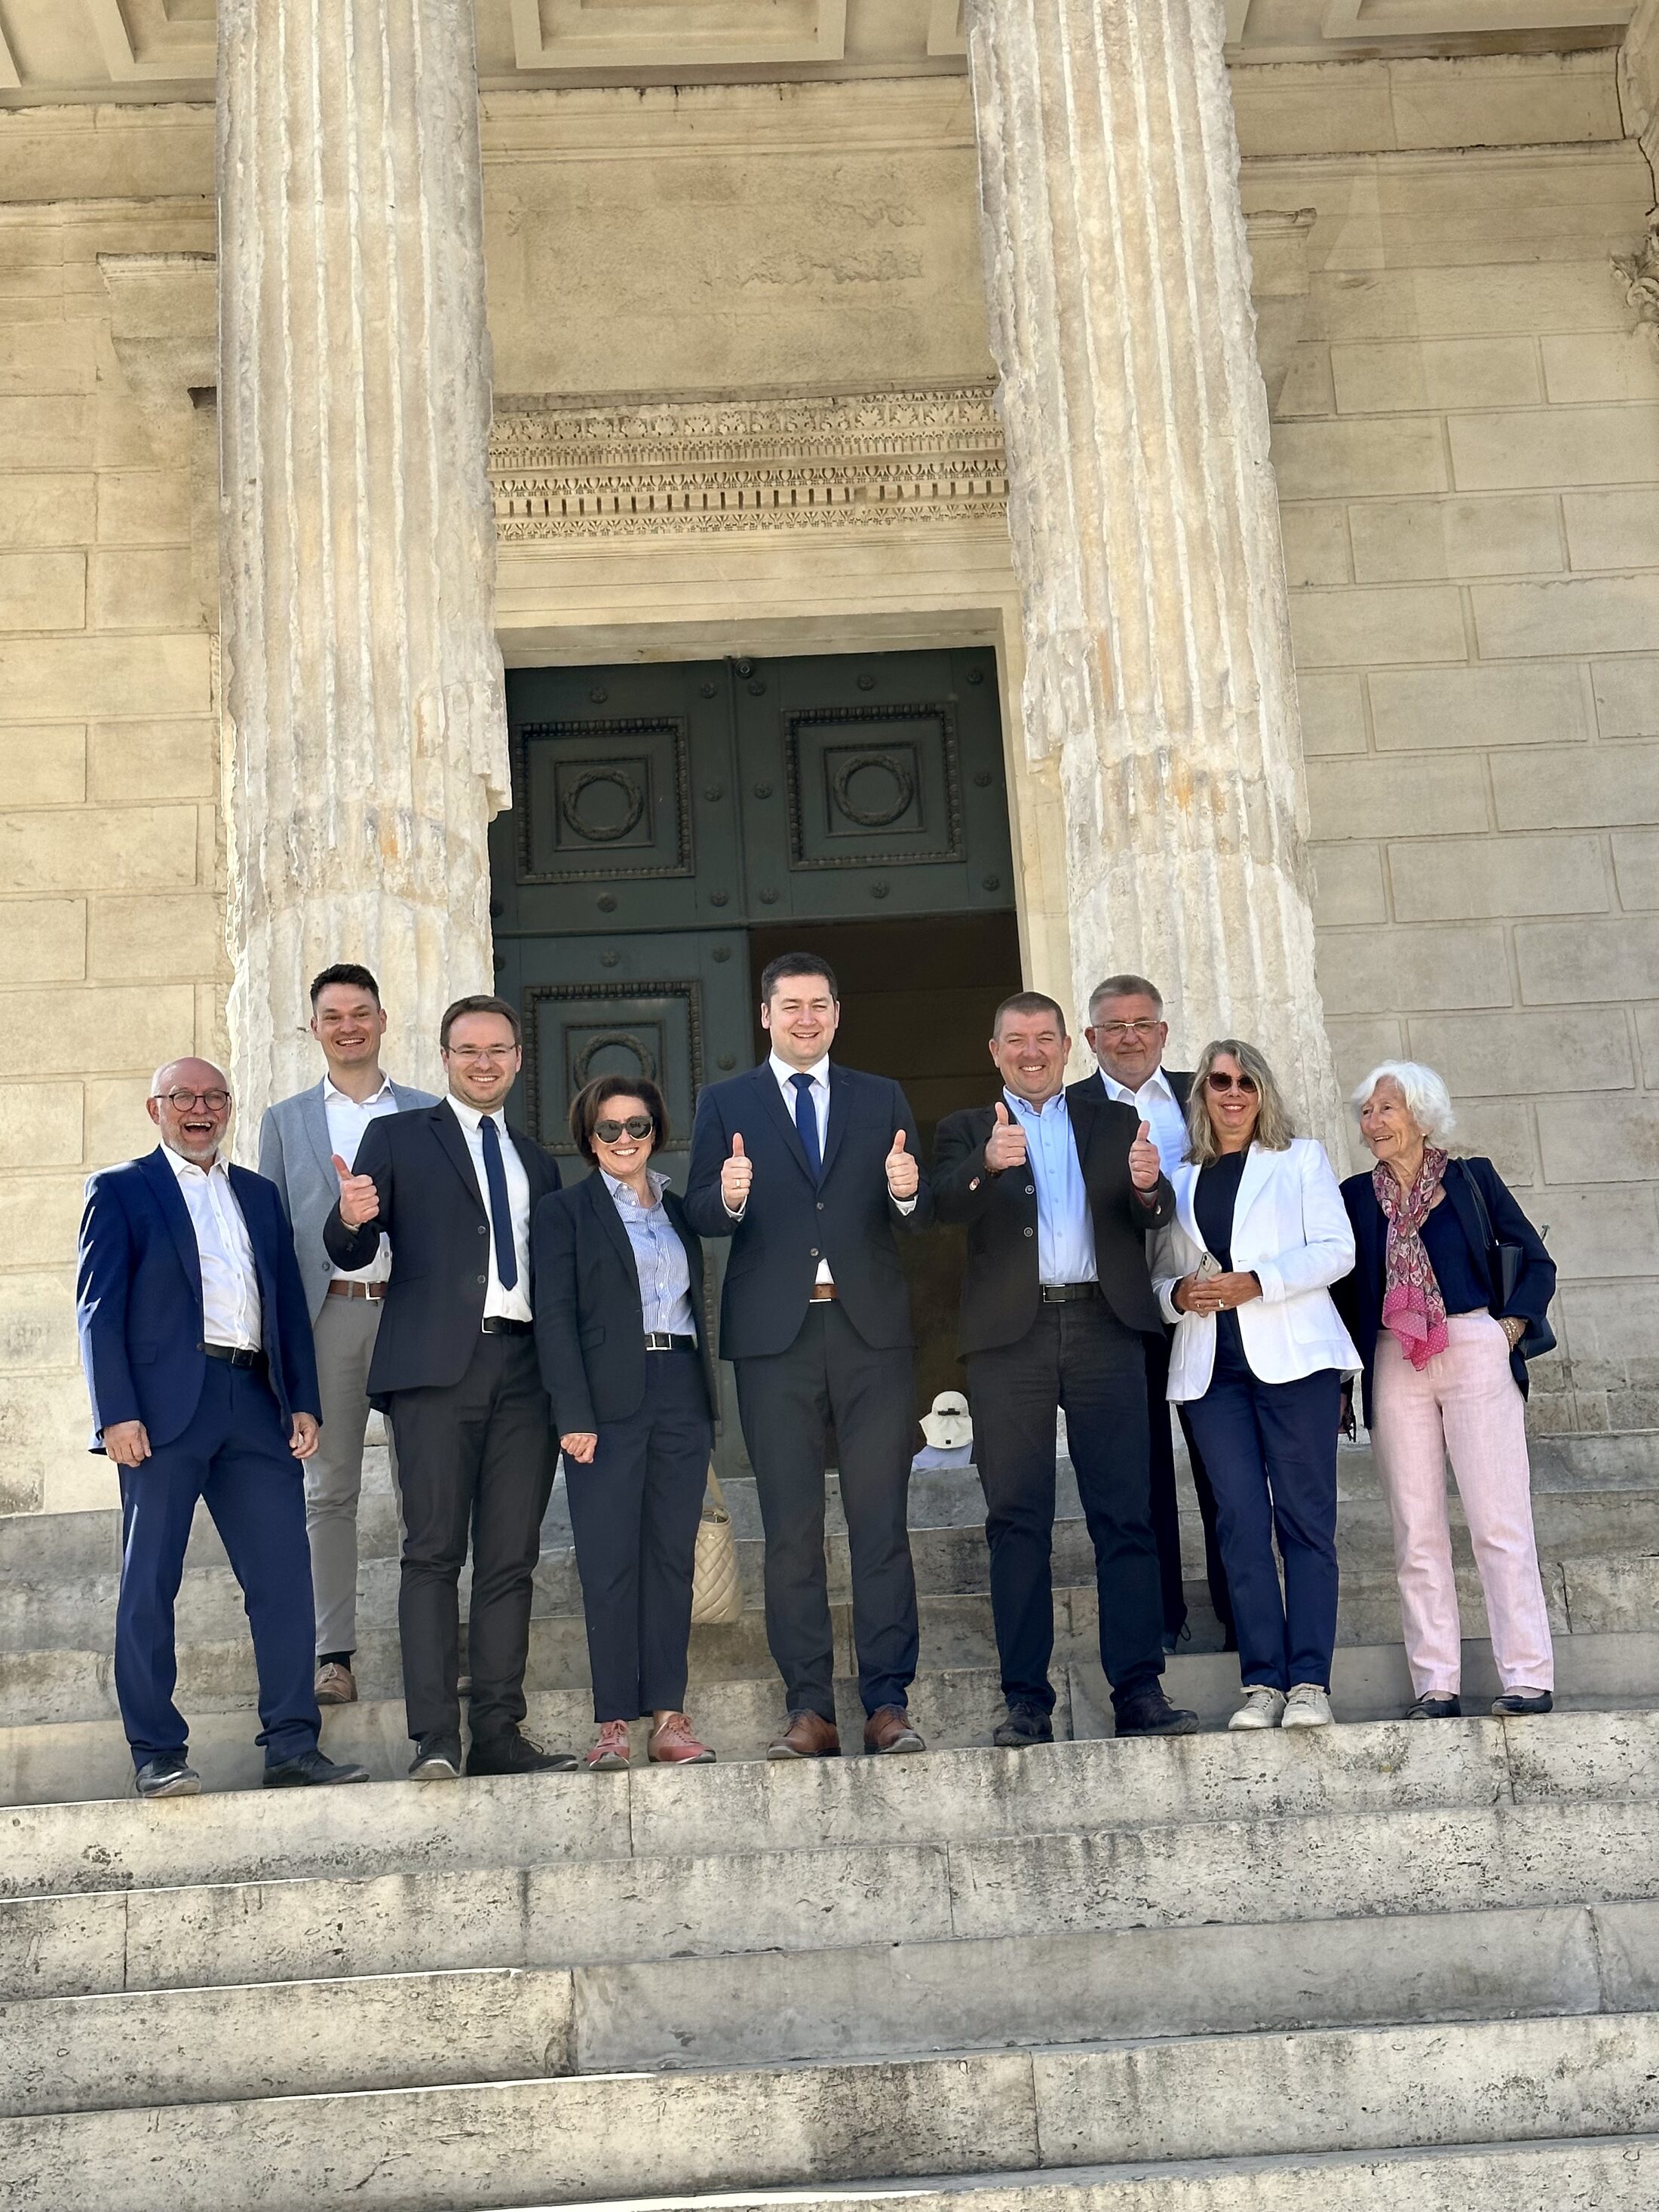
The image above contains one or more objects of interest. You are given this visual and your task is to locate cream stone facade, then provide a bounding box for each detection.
[1,6,1657,1510]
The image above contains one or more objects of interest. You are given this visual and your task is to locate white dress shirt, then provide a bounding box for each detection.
[446,1095,533,1324]
[769,1051,835,1285]
[324,1073,400,1282]
[163,1143,262,1351]
[1101,1064,1189,1180]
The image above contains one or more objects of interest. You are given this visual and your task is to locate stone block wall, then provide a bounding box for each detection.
[0,109,219,1511]
[1240,53,1659,1433]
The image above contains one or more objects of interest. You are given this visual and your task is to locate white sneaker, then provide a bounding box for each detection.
[1228,1686,1287,1731]
[1281,1683,1335,1728]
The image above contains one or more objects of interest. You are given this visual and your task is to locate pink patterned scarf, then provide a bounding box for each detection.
[1374,1147,1450,1371]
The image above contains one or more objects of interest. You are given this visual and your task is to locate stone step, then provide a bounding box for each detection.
[4,1545,1650,1729]
[3,1710,1653,1904]
[5,1630,1657,1807]
[7,1787,1656,2005]
[5,1896,1655,2118]
[4,2011,1657,2210]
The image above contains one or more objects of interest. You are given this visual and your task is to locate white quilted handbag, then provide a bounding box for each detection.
[690,1466,742,1627]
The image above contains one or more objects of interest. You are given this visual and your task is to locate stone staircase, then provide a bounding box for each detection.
[2,1434,1658,2207]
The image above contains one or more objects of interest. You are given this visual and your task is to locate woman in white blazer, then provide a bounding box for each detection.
[1152,1041,1360,1732]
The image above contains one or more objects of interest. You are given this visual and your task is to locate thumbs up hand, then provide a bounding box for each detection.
[720,1129,753,1214]
[984,1100,1027,1174]
[333,1152,381,1229]
[885,1127,919,1201]
[1128,1118,1161,1193]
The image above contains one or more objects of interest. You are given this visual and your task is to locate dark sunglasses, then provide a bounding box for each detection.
[1206,1071,1258,1095]
[593,1115,654,1144]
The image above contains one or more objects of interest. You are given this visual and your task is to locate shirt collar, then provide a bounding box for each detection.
[163,1142,226,1181]
[770,1051,830,1091]
[1004,1086,1066,1121]
[603,1167,669,1207]
[324,1072,394,1108]
[1100,1066,1173,1107]
[445,1094,498,1135]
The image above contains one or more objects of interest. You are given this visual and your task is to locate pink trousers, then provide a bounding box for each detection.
[1371,1314,1554,1695]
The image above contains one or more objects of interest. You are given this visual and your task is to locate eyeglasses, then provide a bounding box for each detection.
[593,1115,654,1144]
[159,1089,231,1112]
[445,1044,517,1063]
[1206,1071,1259,1095]
[1093,1020,1163,1042]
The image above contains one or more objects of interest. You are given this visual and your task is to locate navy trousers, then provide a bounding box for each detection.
[115,1358,320,1769]
[1181,1329,1342,1692]
[564,1348,713,1722]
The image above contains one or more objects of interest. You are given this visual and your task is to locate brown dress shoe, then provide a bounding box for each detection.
[766,1710,841,1759]
[863,1706,925,1755]
[314,1661,357,1705]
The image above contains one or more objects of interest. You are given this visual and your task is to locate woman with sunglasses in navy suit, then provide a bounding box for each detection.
[1151,1041,1360,1735]
[533,1074,719,1772]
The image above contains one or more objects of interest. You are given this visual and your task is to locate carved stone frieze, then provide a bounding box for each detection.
[489,385,1009,540]
[1612,207,1659,360]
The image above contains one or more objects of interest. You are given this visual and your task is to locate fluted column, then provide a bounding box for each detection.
[216,0,508,1115]
[966,0,1342,1143]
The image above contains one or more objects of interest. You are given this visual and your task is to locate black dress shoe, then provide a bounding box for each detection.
[1491,1689,1554,1717]
[263,1747,370,1787]
[992,1701,1055,1748]
[1114,1684,1201,1738]
[1406,1693,1462,1720]
[135,1753,201,1799]
[464,1728,578,1776]
[409,1733,462,1780]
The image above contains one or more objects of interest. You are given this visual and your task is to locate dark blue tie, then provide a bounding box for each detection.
[480,1113,519,1290]
[790,1071,823,1184]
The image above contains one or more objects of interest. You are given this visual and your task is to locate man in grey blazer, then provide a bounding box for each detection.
[258,963,438,1705]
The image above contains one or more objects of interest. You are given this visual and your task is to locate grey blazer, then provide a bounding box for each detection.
[258,1077,440,1324]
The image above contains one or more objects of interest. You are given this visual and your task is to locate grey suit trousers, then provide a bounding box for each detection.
[305,1293,397,1656]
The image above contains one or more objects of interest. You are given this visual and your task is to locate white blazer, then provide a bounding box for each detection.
[1151,1137,1360,1401]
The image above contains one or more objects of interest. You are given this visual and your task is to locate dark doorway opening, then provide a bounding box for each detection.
[747,911,1021,1418]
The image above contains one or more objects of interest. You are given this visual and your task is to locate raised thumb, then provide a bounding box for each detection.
[892,1130,908,1153]
[994,1103,1010,1126]
[331,1154,352,1180]
[1137,1120,1152,1143]
[731,1131,746,1158]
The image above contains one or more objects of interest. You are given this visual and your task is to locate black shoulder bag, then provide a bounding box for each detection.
[1459,1161,1556,1361]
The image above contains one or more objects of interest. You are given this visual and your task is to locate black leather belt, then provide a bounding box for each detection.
[481,1317,533,1336]
[1040,1283,1100,1304]
[644,1332,698,1353]
[202,1342,265,1368]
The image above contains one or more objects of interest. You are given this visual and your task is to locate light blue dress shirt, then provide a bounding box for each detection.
[603,1170,698,1337]
[1004,1088,1096,1287]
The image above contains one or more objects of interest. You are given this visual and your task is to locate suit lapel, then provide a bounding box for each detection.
[663,1187,704,1298]
[590,1170,637,1276]
[1443,1160,1494,1285]
[508,1124,553,1205]
[820,1063,851,1183]
[753,1064,815,1183]
[429,1101,485,1211]
[1232,1141,1274,1235]
[302,1080,335,1186]
[140,1146,204,1308]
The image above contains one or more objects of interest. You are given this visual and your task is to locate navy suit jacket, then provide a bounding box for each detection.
[532,1173,716,1436]
[683,1061,932,1359]
[76,1146,321,1453]
[322,1100,561,1404]
[1335,1155,1556,1423]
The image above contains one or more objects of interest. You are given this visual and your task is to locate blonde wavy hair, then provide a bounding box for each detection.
[1183,1039,1297,1166]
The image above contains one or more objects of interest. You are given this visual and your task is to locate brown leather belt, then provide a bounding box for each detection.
[327,1280,386,1301]
[808,1284,839,1302]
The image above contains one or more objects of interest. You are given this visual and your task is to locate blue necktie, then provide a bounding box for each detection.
[790,1071,823,1184]
[480,1113,519,1290]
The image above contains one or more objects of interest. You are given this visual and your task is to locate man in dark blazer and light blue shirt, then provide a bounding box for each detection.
[934,992,1198,1747]
[685,952,932,1759]
[258,962,437,1707]
[324,994,575,1782]
[76,1059,369,1797]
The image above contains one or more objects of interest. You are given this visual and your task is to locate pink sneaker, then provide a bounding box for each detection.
[585,1720,631,1772]
[648,1712,716,1764]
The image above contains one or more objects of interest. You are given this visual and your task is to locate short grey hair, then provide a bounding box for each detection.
[1087,973,1163,1020]
[1350,1060,1457,1144]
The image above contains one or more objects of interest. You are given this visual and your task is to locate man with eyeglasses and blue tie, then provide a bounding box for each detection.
[325,995,578,1781]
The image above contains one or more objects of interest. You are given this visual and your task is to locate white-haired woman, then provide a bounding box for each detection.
[1335,1063,1556,1720]
[1152,1042,1360,1730]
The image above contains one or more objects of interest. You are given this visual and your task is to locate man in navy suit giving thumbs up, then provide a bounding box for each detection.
[686,953,932,1760]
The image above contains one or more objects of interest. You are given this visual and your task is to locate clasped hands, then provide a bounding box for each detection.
[1174,1269,1262,1315]
[717,1130,919,1209]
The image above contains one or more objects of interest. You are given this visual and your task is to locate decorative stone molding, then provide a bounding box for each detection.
[489,385,1009,541]
[1613,207,1659,358]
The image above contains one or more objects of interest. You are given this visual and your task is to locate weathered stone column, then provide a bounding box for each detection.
[216,0,508,1116]
[965,0,1342,1143]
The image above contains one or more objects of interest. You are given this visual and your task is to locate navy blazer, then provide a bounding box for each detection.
[683,1061,932,1359]
[76,1146,322,1453]
[323,1100,561,1404]
[532,1174,716,1435]
[932,1081,1175,1356]
[1335,1155,1556,1423]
